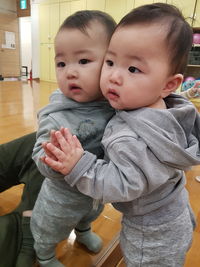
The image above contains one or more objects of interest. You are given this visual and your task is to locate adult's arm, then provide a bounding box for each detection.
[0,132,37,192]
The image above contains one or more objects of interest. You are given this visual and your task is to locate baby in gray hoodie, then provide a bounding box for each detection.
[30,10,116,267]
[42,4,200,267]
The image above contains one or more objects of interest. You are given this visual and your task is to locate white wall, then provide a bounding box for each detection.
[19,17,32,74]
[0,0,40,79]
[0,0,16,13]
[31,2,40,79]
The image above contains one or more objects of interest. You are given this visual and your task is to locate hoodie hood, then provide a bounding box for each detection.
[118,93,200,170]
[38,89,113,119]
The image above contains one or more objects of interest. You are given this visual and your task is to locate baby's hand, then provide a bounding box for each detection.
[42,128,84,175]
[40,141,57,163]
[40,129,61,163]
[50,129,61,148]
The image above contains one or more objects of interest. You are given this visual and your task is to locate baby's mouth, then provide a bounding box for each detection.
[69,85,81,91]
[108,89,119,97]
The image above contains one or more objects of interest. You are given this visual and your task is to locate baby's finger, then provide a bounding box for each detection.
[42,142,52,156]
[40,156,46,163]
[50,129,56,142]
[44,156,62,172]
[63,128,76,148]
[62,128,70,140]
[42,142,58,160]
[50,130,60,148]
[55,131,72,153]
[73,135,83,149]
[46,141,67,162]
[60,127,65,136]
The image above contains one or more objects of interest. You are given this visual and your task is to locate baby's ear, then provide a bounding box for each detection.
[161,74,183,98]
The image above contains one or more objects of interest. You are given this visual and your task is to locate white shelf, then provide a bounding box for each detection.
[187,64,200,67]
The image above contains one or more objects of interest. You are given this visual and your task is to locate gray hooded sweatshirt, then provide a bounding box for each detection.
[31,89,114,249]
[64,94,200,225]
[32,88,114,184]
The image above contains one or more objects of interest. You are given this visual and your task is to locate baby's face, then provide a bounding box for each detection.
[100,23,172,110]
[54,22,109,103]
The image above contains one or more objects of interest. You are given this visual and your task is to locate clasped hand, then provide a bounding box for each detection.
[40,127,84,175]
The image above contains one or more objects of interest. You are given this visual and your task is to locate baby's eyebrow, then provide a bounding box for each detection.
[128,55,146,64]
[55,49,94,60]
[105,50,147,66]
[129,55,143,61]
[55,52,64,59]
[74,49,93,56]
[106,50,116,57]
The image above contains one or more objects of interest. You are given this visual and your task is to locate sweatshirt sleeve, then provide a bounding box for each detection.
[64,136,176,203]
[32,114,64,180]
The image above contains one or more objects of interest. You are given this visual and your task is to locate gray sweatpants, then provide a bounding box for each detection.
[30,178,103,259]
[120,206,196,267]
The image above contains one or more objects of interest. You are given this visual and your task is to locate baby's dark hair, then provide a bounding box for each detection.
[59,10,116,41]
[117,3,193,75]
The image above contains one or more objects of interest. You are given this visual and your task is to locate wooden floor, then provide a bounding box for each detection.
[0,79,200,266]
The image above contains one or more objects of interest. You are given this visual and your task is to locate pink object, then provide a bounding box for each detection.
[193,33,200,44]
[184,76,195,82]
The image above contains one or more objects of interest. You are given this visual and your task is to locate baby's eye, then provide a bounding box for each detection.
[79,59,90,64]
[106,60,113,66]
[128,66,140,73]
[57,62,65,68]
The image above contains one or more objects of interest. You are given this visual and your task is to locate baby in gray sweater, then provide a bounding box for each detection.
[30,10,116,267]
[42,4,200,267]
